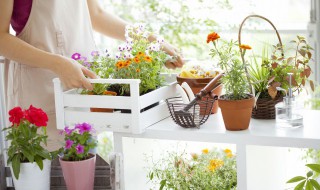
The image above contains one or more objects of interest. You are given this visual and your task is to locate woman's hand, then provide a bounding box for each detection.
[53,55,97,90]
[162,42,184,69]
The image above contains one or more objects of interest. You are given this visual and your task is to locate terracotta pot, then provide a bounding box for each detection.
[90,108,114,112]
[176,75,222,114]
[218,95,255,131]
[89,90,117,113]
[59,154,96,190]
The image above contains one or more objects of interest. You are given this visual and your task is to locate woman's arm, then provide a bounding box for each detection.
[87,0,184,68]
[0,0,96,90]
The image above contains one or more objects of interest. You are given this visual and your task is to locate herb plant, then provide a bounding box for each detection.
[287,164,320,190]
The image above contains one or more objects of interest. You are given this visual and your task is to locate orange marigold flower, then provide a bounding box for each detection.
[144,56,152,62]
[123,63,129,68]
[207,32,220,43]
[136,68,141,72]
[125,60,132,65]
[202,148,209,154]
[239,44,252,50]
[134,57,140,63]
[224,149,232,154]
[137,52,145,57]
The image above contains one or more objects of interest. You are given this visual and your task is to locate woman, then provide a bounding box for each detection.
[0,0,183,151]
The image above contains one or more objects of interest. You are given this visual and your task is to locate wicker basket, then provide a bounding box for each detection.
[252,94,283,119]
[238,15,284,119]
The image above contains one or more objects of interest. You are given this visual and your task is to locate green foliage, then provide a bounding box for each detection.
[264,36,314,98]
[4,122,52,179]
[248,48,271,98]
[108,0,232,58]
[209,37,250,100]
[305,85,320,110]
[147,148,237,190]
[287,163,320,190]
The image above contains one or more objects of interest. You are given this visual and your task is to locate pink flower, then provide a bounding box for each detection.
[75,122,92,134]
[91,51,100,57]
[71,53,81,60]
[76,144,84,154]
[64,126,74,135]
[65,140,74,149]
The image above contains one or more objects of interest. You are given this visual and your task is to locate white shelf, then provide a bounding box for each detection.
[113,109,320,190]
[129,109,320,149]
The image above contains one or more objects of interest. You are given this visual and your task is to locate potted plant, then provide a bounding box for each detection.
[73,23,169,96]
[58,122,97,190]
[176,60,223,114]
[207,32,255,130]
[147,147,237,189]
[3,105,54,190]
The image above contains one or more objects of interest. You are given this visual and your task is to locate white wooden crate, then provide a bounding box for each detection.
[53,78,178,134]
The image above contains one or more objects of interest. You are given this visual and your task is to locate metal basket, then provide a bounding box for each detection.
[166,96,215,128]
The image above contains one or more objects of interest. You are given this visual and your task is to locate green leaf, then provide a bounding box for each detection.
[307,171,314,178]
[294,180,306,190]
[34,156,44,170]
[150,172,154,180]
[22,149,34,163]
[159,179,166,190]
[310,179,320,190]
[34,148,52,160]
[12,154,21,180]
[287,176,306,183]
[307,164,320,173]
[306,180,314,190]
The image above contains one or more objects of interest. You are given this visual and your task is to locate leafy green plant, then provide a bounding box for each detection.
[207,32,250,100]
[287,164,320,190]
[248,47,272,99]
[147,148,237,190]
[305,85,320,110]
[3,106,54,179]
[264,36,314,99]
[59,122,97,161]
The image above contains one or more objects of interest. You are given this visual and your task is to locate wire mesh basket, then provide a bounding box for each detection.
[166,96,216,128]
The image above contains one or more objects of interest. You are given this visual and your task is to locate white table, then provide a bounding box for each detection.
[113,110,320,190]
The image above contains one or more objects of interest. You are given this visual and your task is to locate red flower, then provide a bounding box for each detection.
[9,107,24,125]
[25,105,48,127]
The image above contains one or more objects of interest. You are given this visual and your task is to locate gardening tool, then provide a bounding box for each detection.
[166,73,223,128]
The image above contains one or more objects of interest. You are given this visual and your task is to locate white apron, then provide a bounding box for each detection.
[4,0,96,151]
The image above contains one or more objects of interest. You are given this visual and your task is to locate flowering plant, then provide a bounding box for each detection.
[72,23,169,95]
[3,105,53,179]
[207,32,252,100]
[59,122,97,161]
[147,148,237,190]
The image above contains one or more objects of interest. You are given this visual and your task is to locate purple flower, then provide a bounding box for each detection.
[65,139,74,149]
[79,56,87,62]
[76,144,84,154]
[64,126,74,135]
[91,51,100,57]
[71,53,81,60]
[83,61,91,68]
[75,122,92,134]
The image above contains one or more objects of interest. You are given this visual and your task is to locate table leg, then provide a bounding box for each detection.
[237,143,247,190]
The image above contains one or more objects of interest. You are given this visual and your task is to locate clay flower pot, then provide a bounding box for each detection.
[176,75,222,114]
[89,91,117,113]
[59,154,96,190]
[218,95,255,131]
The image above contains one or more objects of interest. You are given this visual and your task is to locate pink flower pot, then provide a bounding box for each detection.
[59,154,96,190]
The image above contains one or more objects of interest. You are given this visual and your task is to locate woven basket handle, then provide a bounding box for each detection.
[238,14,284,95]
[238,14,284,56]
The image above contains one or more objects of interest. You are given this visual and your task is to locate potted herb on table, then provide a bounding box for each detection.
[207,32,254,130]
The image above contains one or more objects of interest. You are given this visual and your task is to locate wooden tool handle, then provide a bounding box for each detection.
[198,73,224,98]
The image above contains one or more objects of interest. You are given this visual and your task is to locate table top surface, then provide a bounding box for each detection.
[134,109,320,148]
